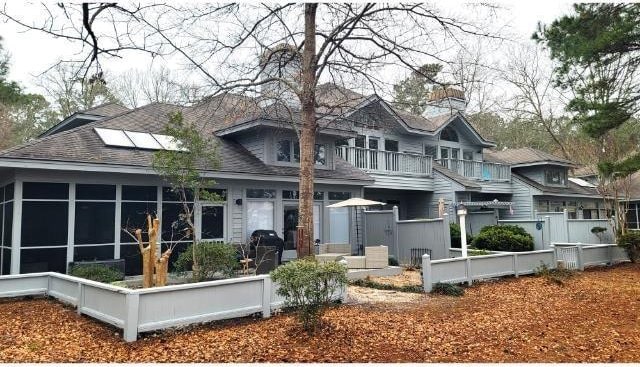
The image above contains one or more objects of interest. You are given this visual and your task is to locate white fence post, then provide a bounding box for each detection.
[576,243,585,271]
[563,209,570,242]
[76,283,84,315]
[123,293,140,342]
[466,257,472,285]
[513,253,519,278]
[262,276,272,318]
[422,254,432,292]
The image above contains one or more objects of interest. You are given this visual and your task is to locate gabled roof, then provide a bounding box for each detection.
[432,163,482,190]
[513,172,600,198]
[0,102,372,184]
[39,102,131,138]
[484,147,576,167]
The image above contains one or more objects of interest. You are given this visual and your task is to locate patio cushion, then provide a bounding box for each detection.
[342,255,366,269]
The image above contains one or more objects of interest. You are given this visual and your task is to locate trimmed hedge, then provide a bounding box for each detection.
[69,264,124,283]
[618,231,640,263]
[471,225,534,252]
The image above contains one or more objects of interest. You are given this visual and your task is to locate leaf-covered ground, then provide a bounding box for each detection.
[1,263,639,362]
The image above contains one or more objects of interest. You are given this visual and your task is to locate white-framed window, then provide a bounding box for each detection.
[276,139,327,166]
[544,168,567,186]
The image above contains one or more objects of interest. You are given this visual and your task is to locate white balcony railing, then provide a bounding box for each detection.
[436,158,511,181]
[336,146,432,176]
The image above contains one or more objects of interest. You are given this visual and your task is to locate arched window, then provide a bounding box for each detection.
[440,126,459,142]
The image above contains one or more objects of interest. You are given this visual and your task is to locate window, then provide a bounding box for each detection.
[440,126,459,142]
[74,245,115,262]
[368,138,379,150]
[246,189,276,199]
[355,135,366,148]
[277,140,291,162]
[463,150,474,161]
[2,248,10,275]
[20,247,66,274]
[121,186,158,246]
[0,183,13,275]
[329,192,351,201]
[282,190,324,200]
[545,168,566,185]
[161,203,194,242]
[163,187,194,202]
[335,139,349,147]
[315,144,326,165]
[384,139,399,152]
[424,144,437,157]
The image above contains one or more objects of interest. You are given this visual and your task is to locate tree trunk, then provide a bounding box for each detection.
[297,3,318,259]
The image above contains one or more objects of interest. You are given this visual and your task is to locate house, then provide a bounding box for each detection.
[0,48,605,275]
[626,171,640,231]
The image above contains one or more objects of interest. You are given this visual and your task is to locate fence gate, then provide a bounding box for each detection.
[364,210,396,255]
[556,245,578,270]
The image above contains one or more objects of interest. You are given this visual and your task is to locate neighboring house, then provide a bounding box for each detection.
[626,171,640,231]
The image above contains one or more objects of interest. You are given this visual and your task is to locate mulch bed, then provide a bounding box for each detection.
[1,263,639,362]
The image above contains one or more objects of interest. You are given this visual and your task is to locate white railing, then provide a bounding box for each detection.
[436,158,511,181]
[335,146,432,176]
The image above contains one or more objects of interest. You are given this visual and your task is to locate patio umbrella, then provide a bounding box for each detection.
[327,198,385,255]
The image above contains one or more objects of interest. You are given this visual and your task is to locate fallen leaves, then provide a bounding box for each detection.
[0,263,639,362]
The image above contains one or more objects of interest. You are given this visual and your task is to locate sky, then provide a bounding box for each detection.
[0,1,575,98]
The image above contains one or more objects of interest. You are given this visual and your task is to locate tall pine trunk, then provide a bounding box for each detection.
[297,3,318,259]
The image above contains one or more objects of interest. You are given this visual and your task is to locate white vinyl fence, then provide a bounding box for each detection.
[0,273,341,342]
[422,243,629,292]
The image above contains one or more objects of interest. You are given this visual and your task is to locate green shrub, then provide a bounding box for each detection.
[471,225,534,252]
[350,278,423,293]
[388,256,399,266]
[468,248,491,256]
[173,241,238,281]
[618,231,640,263]
[270,258,347,333]
[431,282,464,296]
[69,264,124,283]
[450,222,472,248]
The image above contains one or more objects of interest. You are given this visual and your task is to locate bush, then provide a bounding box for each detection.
[450,222,472,248]
[431,282,464,296]
[69,264,124,283]
[173,241,238,281]
[270,258,347,333]
[618,231,640,263]
[388,256,399,266]
[471,225,534,252]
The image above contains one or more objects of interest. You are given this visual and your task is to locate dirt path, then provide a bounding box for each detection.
[1,263,639,362]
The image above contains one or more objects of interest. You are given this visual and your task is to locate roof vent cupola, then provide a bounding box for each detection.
[423,87,466,118]
[258,44,301,109]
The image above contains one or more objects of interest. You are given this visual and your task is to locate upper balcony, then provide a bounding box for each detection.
[335,146,432,177]
[436,158,511,182]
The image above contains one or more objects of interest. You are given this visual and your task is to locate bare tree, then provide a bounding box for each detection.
[1,3,502,258]
[499,44,572,159]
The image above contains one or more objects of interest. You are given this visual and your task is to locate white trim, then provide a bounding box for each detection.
[114,184,122,259]
[67,183,76,270]
[10,180,22,274]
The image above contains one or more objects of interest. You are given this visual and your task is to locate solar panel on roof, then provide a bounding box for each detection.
[152,133,187,151]
[124,131,163,150]
[94,128,135,147]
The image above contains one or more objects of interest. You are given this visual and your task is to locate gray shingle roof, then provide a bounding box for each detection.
[432,163,482,190]
[513,173,600,197]
[81,102,130,117]
[484,148,576,166]
[0,102,373,183]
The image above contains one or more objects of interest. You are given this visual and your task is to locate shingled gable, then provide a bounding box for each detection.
[0,102,373,184]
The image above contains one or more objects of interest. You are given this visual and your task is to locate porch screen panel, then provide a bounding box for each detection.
[20,182,69,273]
[120,185,158,276]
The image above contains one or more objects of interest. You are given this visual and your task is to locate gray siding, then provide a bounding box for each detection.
[427,171,465,221]
[234,132,266,162]
[504,176,539,219]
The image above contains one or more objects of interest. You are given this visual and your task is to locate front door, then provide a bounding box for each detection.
[199,204,225,241]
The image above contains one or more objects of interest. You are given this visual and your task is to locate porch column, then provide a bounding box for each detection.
[10,180,22,274]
